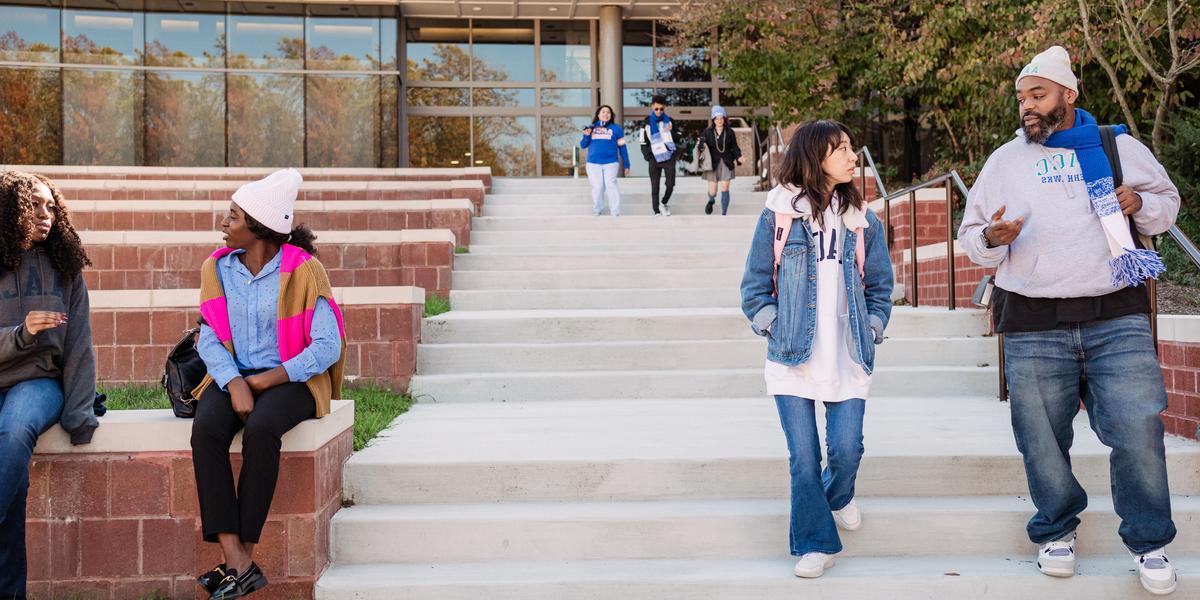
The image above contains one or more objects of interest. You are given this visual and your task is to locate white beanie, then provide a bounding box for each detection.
[1016,45,1078,94]
[232,168,302,234]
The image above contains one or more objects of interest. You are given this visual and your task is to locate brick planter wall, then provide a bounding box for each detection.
[1159,317,1200,440]
[81,236,455,296]
[89,286,426,391]
[26,403,354,600]
[1,165,492,192]
[69,200,474,247]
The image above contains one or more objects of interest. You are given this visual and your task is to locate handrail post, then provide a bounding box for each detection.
[884,187,891,247]
[998,333,1007,401]
[909,190,919,308]
[946,183,956,310]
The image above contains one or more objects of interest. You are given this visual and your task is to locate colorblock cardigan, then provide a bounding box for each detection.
[193,244,347,417]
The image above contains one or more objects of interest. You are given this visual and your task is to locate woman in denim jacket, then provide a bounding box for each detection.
[740,121,894,578]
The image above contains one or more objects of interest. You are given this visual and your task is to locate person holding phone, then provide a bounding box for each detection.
[580,104,631,216]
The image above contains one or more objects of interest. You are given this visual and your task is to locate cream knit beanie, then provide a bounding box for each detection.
[231,168,302,234]
[1016,46,1078,94]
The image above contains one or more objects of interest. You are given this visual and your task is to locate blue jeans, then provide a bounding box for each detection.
[774,395,865,556]
[0,378,64,599]
[1004,314,1175,553]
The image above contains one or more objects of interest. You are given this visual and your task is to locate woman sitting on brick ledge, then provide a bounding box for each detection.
[0,171,97,600]
[192,168,346,600]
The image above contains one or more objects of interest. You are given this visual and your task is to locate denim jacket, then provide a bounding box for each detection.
[740,204,894,372]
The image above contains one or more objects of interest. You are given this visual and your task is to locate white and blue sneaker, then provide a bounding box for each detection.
[1037,532,1076,577]
[1133,548,1177,595]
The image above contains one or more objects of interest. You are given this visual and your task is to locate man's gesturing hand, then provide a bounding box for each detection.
[984,205,1024,247]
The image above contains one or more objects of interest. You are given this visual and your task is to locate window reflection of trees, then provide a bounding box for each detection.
[0,68,60,164]
[228,73,303,167]
[63,69,143,165]
[145,72,224,166]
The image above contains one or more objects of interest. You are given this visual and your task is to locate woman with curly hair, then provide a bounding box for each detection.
[190,169,346,599]
[0,171,96,600]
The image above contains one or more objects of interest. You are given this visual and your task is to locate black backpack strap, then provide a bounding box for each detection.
[1099,125,1123,187]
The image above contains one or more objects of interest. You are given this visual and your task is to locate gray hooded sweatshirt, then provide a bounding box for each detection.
[958,129,1180,298]
[0,247,97,444]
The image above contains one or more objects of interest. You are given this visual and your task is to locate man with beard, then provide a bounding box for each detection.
[959,46,1181,595]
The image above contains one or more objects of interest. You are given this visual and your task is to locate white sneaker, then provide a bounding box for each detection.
[662,204,671,216]
[793,552,836,578]
[832,499,862,531]
[1037,533,1077,577]
[1133,549,1177,595]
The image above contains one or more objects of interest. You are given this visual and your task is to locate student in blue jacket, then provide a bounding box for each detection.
[580,104,631,216]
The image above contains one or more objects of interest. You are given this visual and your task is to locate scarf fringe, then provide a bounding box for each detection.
[1109,248,1166,288]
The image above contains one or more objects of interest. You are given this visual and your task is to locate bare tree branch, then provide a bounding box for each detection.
[1078,0,1142,137]
[1113,0,1172,87]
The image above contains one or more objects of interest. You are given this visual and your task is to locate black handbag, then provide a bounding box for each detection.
[162,320,208,419]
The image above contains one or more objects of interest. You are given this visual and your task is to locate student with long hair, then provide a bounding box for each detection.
[701,105,743,215]
[191,169,346,599]
[580,104,631,216]
[740,121,894,578]
[0,171,97,600]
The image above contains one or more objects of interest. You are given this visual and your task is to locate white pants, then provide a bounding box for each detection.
[587,162,621,216]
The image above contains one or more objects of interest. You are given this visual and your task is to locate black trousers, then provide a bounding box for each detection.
[191,381,315,544]
[648,159,676,213]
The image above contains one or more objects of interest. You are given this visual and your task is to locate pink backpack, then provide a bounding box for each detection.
[772,212,865,296]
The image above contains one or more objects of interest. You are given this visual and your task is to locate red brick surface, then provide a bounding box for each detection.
[92,302,423,390]
[27,428,353,600]
[1160,341,1200,440]
[82,240,455,295]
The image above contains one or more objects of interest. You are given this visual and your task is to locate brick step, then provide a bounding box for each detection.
[69,199,474,245]
[79,230,454,293]
[7,165,491,189]
[53,178,485,208]
[88,286,425,388]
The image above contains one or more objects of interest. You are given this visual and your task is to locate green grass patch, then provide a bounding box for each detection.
[101,384,168,410]
[344,383,413,451]
[454,245,470,254]
[101,384,411,451]
[424,293,451,317]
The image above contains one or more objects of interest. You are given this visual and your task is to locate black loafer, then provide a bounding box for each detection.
[197,563,227,594]
[210,562,268,599]
[705,200,715,215]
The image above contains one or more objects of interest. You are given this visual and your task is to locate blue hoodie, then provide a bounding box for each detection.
[580,121,631,168]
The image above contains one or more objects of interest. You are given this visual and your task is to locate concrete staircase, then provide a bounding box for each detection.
[316,177,1198,599]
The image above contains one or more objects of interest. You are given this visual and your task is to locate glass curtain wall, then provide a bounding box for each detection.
[403,18,595,176]
[0,1,399,167]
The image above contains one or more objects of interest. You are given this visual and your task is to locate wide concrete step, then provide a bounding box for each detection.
[343,398,1200,504]
[465,242,751,255]
[416,337,996,373]
[408,366,998,402]
[453,268,745,291]
[329,495,1200,564]
[453,251,747,271]
[483,202,763,217]
[449,287,742,310]
[316,555,1197,600]
[420,307,992,344]
[472,215,759,230]
[471,227,754,246]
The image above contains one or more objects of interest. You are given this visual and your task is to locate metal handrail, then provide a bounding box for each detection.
[877,171,968,310]
[1167,225,1200,270]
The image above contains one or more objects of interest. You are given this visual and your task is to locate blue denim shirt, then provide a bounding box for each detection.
[196,250,342,390]
[740,207,894,372]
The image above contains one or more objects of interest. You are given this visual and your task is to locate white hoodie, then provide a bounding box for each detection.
[958,131,1179,298]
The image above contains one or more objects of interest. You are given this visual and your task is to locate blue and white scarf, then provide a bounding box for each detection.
[1045,109,1165,288]
[648,113,676,163]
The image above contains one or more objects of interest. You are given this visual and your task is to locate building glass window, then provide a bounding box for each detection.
[306,18,378,71]
[63,9,144,65]
[621,20,653,83]
[63,68,143,165]
[0,67,61,164]
[539,20,590,83]
[306,74,380,167]
[406,18,469,82]
[380,17,397,70]
[473,87,535,108]
[227,72,303,167]
[473,116,535,176]
[541,87,592,108]
[407,87,469,106]
[145,70,225,166]
[145,12,225,68]
[407,116,470,168]
[540,115,590,176]
[0,6,60,63]
[471,19,534,82]
[227,15,304,70]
